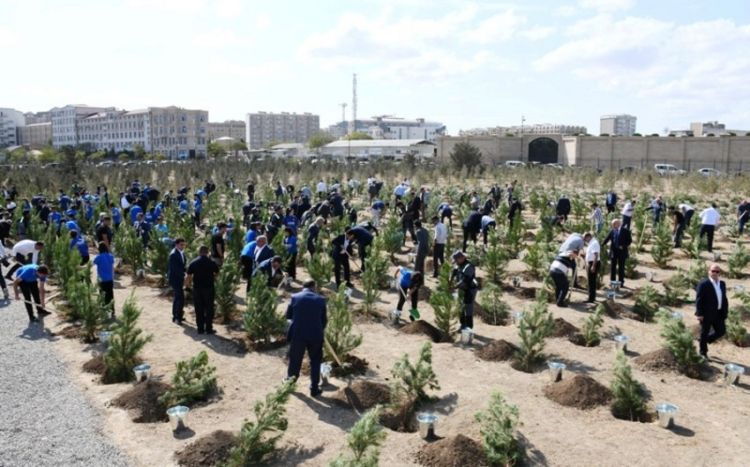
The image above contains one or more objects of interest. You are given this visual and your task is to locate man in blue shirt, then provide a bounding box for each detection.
[13,264,49,322]
[283,227,298,280]
[240,240,257,292]
[395,266,423,321]
[93,242,116,317]
[69,230,90,264]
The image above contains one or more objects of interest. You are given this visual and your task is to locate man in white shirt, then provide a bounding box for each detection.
[621,199,635,230]
[584,233,600,303]
[5,239,44,280]
[432,215,448,278]
[316,180,327,199]
[699,203,721,253]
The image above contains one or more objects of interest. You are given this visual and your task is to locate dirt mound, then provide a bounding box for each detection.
[476,305,507,326]
[333,380,391,411]
[551,318,579,338]
[476,339,518,362]
[568,333,599,347]
[634,348,679,373]
[415,434,488,467]
[602,299,641,320]
[417,287,432,302]
[300,355,368,378]
[83,355,106,375]
[400,320,446,343]
[175,430,237,467]
[379,398,417,432]
[543,374,612,409]
[112,380,171,423]
[56,325,82,339]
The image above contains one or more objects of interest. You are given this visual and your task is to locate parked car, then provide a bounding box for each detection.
[543,163,564,170]
[697,167,721,177]
[505,160,526,168]
[654,163,686,176]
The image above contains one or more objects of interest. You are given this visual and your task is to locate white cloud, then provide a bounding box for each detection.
[207,59,287,78]
[466,9,526,44]
[191,30,253,48]
[0,27,19,48]
[521,26,556,40]
[215,0,243,19]
[579,0,635,12]
[255,13,272,31]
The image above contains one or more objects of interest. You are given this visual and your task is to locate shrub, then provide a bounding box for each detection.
[329,406,386,467]
[727,307,748,346]
[685,258,706,288]
[657,309,703,378]
[475,391,524,467]
[225,379,296,467]
[650,221,673,268]
[104,295,153,383]
[728,241,750,278]
[243,274,284,345]
[450,141,482,173]
[215,254,241,321]
[159,350,218,407]
[514,290,554,372]
[625,256,638,280]
[484,229,509,285]
[610,351,648,421]
[325,288,362,362]
[580,304,605,347]
[390,342,440,404]
[429,261,459,339]
[73,275,109,343]
[147,231,170,286]
[114,224,145,275]
[380,216,404,263]
[522,235,553,280]
[305,240,333,289]
[632,285,660,322]
[478,282,510,325]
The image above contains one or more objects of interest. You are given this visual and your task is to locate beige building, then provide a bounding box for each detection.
[148,107,208,159]
[208,120,246,141]
[245,111,320,149]
[437,135,750,172]
[19,122,52,148]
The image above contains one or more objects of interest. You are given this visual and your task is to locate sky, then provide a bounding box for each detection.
[1,0,749,135]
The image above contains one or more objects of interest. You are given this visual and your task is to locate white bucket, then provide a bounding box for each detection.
[724,363,745,386]
[390,309,401,325]
[670,311,684,321]
[460,328,474,345]
[416,412,438,439]
[547,361,566,382]
[512,311,525,326]
[166,405,189,431]
[610,280,621,291]
[320,362,333,385]
[133,363,151,383]
[734,284,746,294]
[512,276,522,288]
[655,403,678,429]
[99,331,112,345]
[614,335,629,352]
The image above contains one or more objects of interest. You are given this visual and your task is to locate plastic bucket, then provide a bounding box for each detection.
[460,328,473,345]
[724,363,745,386]
[512,276,522,288]
[547,361,566,382]
[614,335,629,352]
[655,403,678,429]
[416,412,438,439]
[99,331,112,345]
[512,311,525,326]
[320,362,332,385]
[390,309,401,325]
[133,363,151,383]
[166,405,189,431]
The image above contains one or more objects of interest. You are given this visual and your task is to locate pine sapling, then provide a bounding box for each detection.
[580,304,605,347]
[305,239,333,289]
[329,406,387,467]
[104,294,153,383]
[484,229,509,285]
[429,261,459,340]
[662,272,689,306]
[76,276,110,343]
[243,274,284,345]
[610,351,648,421]
[656,309,703,378]
[215,253,241,321]
[632,285,661,322]
[475,391,524,467]
[325,288,362,363]
[225,379,296,467]
[390,342,440,404]
[159,350,218,407]
[728,241,750,278]
[361,239,389,314]
[478,282,510,325]
[514,289,554,372]
[727,307,749,346]
[650,221,673,268]
[147,230,170,286]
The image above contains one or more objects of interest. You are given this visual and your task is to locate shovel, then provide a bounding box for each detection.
[398,285,420,320]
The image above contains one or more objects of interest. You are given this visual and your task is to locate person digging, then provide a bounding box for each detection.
[394,266,423,322]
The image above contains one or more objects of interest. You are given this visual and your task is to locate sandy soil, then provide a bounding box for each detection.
[42,209,750,467]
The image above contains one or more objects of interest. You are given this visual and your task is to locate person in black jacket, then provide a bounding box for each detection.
[508,197,522,224]
[452,251,478,330]
[346,226,373,272]
[167,238,187,324]
[549,250,579,307]
[186,246,220,334]
[306,217,325,259]
[556,195,571,222]
[331,233,353,288]
[602,219,632,287]
[695,263,728,358]
[462,209,483,251]
[286,280,328,397]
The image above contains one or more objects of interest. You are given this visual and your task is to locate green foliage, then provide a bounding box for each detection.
[114,224,145,274]
[344,131,373,140]
[632,285,660,322]
[361,239,389,314]
[662,272,689,306]
[580,304,605,347]
[242,274,284,344]
[159,351,218,407]
[147,231,170,286]
[522,232,554,280]
[308,132,336,150]
[650,221,673,268]
[657,309,703,378]
[514,290,554,372]
[104,295,153,383]
[728,241,750,278]
[625,255,638,280]
[305,240,332,289]
[390,342,440,404]
[73,268,110,343]
[685,258,707,288]
[475,391,524,467]
[503,216,524,258]
[325,288,362,362]
[449,141,483,173]
[610,351,648,421]
[225,379,296,467]
[329,407,386,467]
[215,254,241,321]
[429,261,459,339]
[478,282,510,325]
[380,216,404,263]
[727,307,748,346]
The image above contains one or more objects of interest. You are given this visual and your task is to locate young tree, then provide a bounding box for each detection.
[74,276,110,343]
[325,288,363,363]
[726,307,749,346]
[484,229,509,285]
[104,295,153,383]
[728,241,750,278]
[361,239,389,314]
[329,407,386,467]
[305,240,333,289]
[514,290,554,372]
[580,303,605,347]
[632,285,661,322]
[650,221,673,268]
[657,309,703,378]
[308,132,335,150]
[429,261,459,339]
[610,351,648,421]
[478,282,510,325]
[475,391,524,467]
[147,231,171,286]
[243,274,285,345]
[390,342,440,404]
[159,350,218,407]
[215,254,242,321]
[450,142,482,173]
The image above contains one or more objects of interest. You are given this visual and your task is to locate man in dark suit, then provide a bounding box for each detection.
[602,219,632,287]
[331,233,353,289]
[695,263,728,358]
[186,246,220,334]
[414,220,430,273]
[168,238,187,324]
[462,209,483,251]
[346,226,373,272]
[306,217,324,259]
[286,280,328,397]
[253,235,274,269]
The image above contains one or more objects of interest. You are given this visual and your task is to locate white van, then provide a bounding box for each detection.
[505,160,526,168]
[654,163,686,176]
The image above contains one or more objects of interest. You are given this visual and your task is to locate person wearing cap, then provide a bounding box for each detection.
[394,266,423,322]
[452,250,478,330]
[93,242,116,317]
[5,239,44,280]
[13,264,49,323]
[695,263,728,358]
[286,280,327,397]
[186,245,220,334]
[550,250,579,307]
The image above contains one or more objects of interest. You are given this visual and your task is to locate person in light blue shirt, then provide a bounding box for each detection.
[69,230,90,264]
[394,266,423,321]
[13,264,49,322]
[93,242,115,316]
[110,203,122,230]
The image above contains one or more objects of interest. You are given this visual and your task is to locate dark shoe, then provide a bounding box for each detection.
[310,388,322,397]
[345,282,355,288]
[206,329,216,334]
[197,329,205,334]
[37,309,51,316]
[29,317,39,323]
[557,302,568,308]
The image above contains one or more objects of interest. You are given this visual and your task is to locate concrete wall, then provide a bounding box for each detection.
[437,135,750,172]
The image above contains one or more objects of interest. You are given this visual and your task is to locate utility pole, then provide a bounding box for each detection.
[339,103,347,136]
[350,73,357,135]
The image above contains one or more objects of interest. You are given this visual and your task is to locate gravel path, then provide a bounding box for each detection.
[0,300,130,467]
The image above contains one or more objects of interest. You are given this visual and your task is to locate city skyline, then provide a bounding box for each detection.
[1,0,748,135]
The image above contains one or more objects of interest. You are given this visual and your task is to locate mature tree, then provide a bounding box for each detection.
[231,140,248,152]
[133,143,146,159]
[449,141,482,172]
[207,140,224,158]
[308,132,335,149]
[344,131,373,140]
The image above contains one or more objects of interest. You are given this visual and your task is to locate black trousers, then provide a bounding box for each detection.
[397,287,419,311]
[433,243,445,276]
[172,282,184,321]
[462,228,478,251]
[441,213,453,228]
[287,338,323,390]
[587,261,600,302]
[610,253,627,285]
[287,253,297,279]
[334,256,350,286]
[606,204,615,214]
[622,215,632,230]
[20,281,42,320]
[550,269,569,306]
[241,256,254,292]
[415,252,426,273]
[482,222,496,245]
[674,222,686,248]
[699,224,715,252]
[6,252,32,279]
[359,245,369,272]
[698,315,726,355]
[459,290,476,330]
[0,261,7,291]
[99,280,114,312]
[193,287,215,332]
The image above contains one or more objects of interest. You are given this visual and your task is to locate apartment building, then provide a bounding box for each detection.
[208,120,246,141]
[78,109,151,152]
[50,105,110,147]
[600,114,637,136]
[149,107,208,159]
[328,116,446,141]
[24,111,51,125]
[19,122,52,148]
[245,112,320,149]
[0,108,26,147]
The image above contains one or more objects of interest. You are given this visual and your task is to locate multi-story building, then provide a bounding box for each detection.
[150,106,208,159]
[78,109,151,152]
[459,123,586,137]
[24,111,52,125]
[600,114,637,136]
[245,112,320,149]
[0,108,26,148]
[50,105,110,147]
[208,120,246,141]
[19,122,52,148]
[327,116,446,141]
